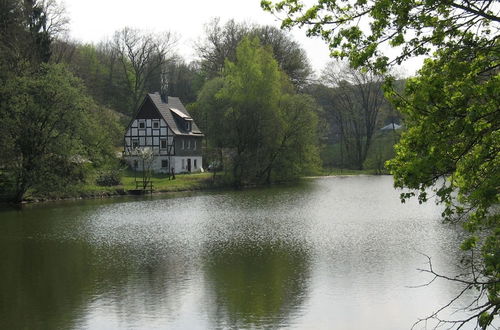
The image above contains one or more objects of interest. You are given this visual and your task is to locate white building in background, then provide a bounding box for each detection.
[123,92,203,174]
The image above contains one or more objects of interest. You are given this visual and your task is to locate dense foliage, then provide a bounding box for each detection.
[0,64,119,202]
[0,0,121,202]
[195,38,319,186]
[387,46,499,327]
[263,0,499,327]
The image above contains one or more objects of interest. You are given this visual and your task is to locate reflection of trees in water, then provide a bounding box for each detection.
[0,234,195,329]
[203,241,311,329]
[0,238,95,329]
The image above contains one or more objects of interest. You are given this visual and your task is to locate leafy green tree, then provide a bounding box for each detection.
[196,37,319,186]
[263,0,499,327]
[217,37,283,186]
[0,64,117,202]
[386,47,499,328]
[261,0,498,72]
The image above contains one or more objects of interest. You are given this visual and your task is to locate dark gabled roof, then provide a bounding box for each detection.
[148,93,203,136]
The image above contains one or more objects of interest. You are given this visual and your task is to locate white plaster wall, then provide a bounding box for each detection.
[124,155,203,174]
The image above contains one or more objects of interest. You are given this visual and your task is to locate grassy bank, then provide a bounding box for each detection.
[17,171,224,203]
[5,167,383,204]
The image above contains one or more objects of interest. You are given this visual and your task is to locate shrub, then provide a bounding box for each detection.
[96,170,122,186]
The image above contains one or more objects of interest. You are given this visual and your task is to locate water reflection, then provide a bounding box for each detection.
[0,237,95,329]
[0,177,482,329]
[204,242,310,329]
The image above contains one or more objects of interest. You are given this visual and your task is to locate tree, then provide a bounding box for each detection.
[322,62,386,169]
[0,63,116,202]
[131,147,154,190]
[197,18,312,88]
[0,0,68,76]
[196,37,319,187]
[261,0,498,72]
[146,58,204,105]
[217,37,284,186]
[386,46,499,328]
[263,0,499,327]
[112,27,177,114]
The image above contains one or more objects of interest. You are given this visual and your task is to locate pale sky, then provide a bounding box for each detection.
[65,0,421,77]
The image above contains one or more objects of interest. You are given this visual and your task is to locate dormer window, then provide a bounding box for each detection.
[186,121,192,132]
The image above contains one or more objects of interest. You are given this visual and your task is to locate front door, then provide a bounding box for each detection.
[187,158,191,172]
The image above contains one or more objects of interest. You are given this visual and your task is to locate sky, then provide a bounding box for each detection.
[65,0,422,77]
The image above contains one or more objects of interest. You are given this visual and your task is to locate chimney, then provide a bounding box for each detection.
[160,70,168,103]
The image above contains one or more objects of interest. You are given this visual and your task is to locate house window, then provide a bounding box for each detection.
[181,140,185,150]
[153,121,159,128]
[161,160,168,168]
[139,121,145,129]
[194,140,197,150]
[160,139,167,149]
[182,159,185,169]
[194,159,197,169]
[187,140,191,149]
[186,121,192,131]
[132,139,139,148]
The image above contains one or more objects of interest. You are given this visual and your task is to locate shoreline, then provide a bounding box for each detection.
[1,170,384,207]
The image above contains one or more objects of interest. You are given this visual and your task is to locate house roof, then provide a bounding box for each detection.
[148,93,203,136]
[170,107,192,120]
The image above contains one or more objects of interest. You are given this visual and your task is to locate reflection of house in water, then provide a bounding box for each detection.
[123,92,203,173]
[204,243,310,328]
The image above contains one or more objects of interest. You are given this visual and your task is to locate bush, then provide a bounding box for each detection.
[96,170,122,186]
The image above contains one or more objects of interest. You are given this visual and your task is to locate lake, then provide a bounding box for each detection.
[0,176,477,329]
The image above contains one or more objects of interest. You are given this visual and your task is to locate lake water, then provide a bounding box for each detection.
[0,176,479,329]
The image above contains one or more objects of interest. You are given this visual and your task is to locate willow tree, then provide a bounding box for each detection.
[263,0,499,327]
[197,37,319,187]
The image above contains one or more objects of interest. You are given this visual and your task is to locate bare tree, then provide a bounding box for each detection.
[322,61,386,169]
[40,0,69,37]
[196,18,248,78]
[411,253,500,329]
[196,18,312,87]
[113,27,177,114]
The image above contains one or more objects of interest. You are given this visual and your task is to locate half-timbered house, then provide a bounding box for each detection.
[123,92,203,173]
